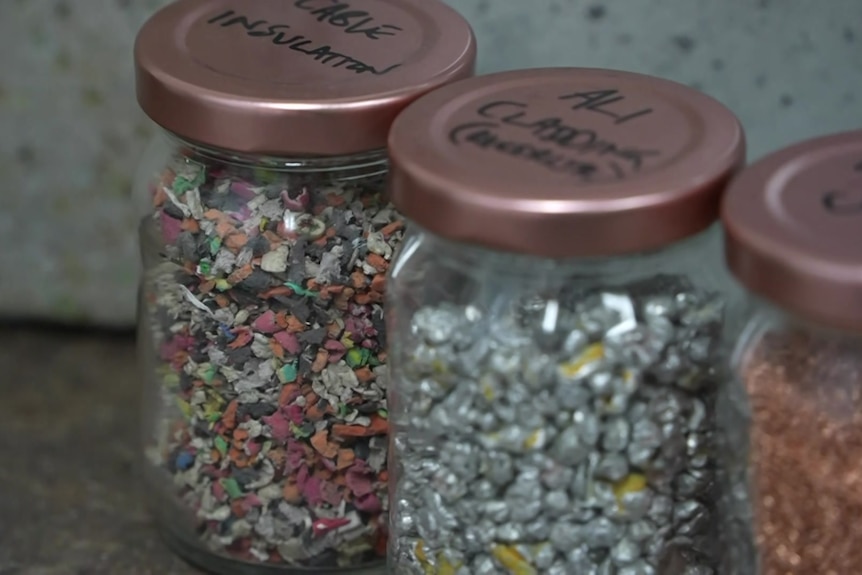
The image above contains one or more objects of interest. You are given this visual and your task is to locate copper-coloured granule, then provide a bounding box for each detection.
[743,330,862,575]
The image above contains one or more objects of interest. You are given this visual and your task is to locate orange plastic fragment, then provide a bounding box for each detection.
[270,340,285,360]
[336,449,355,470]
[215,220,235,237]
[222,400,238,430]
[283,482,302,504]
[285,315,306,332]
[350,271,367,288]
[278,383,301,406]
[259,286,293,299]
[224,232,248,251]
[380,220,403,237]
[312,349,329,373]
[366,253,388,272]
[370,273,386,292]
[332,415,388,437]
[203,208,225,221]
[354,367,374,384]
[227,264,253,284]
[181,218,200,233]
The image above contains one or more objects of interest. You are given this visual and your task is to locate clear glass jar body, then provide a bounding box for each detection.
[386,225,754,575]
[135,131,396,574]
[731,303,862,574]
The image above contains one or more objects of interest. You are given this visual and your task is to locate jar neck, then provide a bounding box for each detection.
[162,130,388,179]
[407,222,721,284]
[742,293,862,339]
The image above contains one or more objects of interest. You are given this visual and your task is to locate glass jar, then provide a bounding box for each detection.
[723,130,862,575]
[384,68,749,574]
[133,1,475,573]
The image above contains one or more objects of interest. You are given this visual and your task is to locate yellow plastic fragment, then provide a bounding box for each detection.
[175,398,192,419]
[431,359,448,375]
[491,544,538,575]
[415,540,433,575]
[481,382,495,401]
[559,343,604,378]
[613,473,647,507]
[415,540,428,564]
[435,553,461,575]
[523,429,545,449]
[202,399,221,421]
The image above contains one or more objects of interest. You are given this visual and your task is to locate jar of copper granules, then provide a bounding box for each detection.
[723,129,862,575]
[132,0,475,572]
[384,68,748,574]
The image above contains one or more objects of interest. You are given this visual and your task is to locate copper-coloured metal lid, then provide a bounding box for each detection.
[387,67,745,258]
[722,130,862,331]
[134,0,476,156]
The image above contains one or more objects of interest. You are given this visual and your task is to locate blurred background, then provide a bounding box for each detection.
[2,0,861,327]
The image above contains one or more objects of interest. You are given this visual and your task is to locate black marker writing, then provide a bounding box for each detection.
[294,0,403,40]
[820,159,862,215]
[558,89,653,125]
[206,10,402,75]
[449,122,601,179]
[822,189,862,215]
[472,100,660,177]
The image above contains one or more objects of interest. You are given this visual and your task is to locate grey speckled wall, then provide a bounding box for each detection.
[1,0,861,326]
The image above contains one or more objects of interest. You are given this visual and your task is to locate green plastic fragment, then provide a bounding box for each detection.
[378,409,388,419]
[172,178,194,195]
[290,422,312,438]
[172,161,206,194]
[209,236,222,254]
[253,166,279,184]
[338,403,349,417]
[214,436,229,456]
[197,260,212,277]
[196,363,216,384]
[279,363,298,383]
[220,478,243,499]
[176,398,192,419]
[345,347,371,368]
[214,279,231,292]
[285,282,317,298]
[368,355,381,367]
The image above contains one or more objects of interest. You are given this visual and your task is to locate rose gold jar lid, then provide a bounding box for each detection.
[134,0,475,156]
[723,130,862,331]
[387,67,745,258]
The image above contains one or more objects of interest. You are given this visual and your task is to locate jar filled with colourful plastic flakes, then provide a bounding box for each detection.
[385,68,749,575]
[724,130,862,575]
[133,0,475,572]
